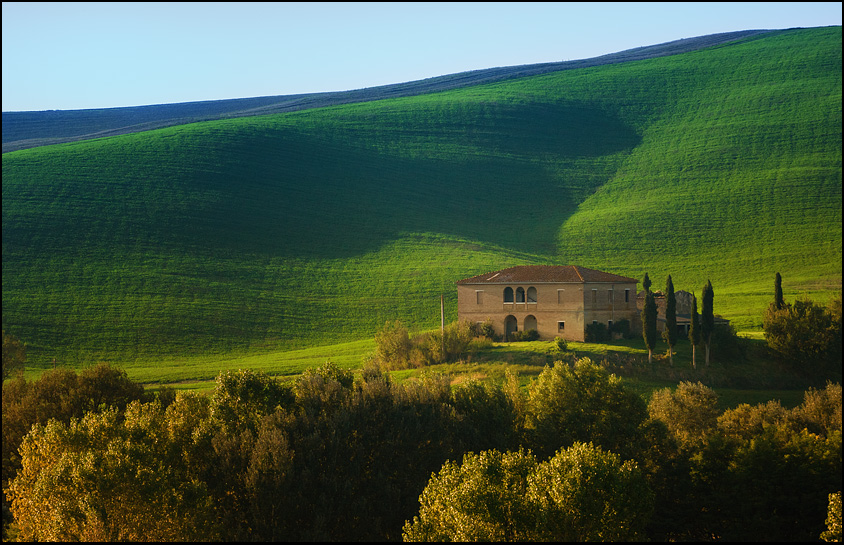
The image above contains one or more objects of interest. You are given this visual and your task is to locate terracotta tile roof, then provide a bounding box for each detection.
[456,265,639,285]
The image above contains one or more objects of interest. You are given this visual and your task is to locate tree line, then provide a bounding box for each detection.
[2,358,840,541]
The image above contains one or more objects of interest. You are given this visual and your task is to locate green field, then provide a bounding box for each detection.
[2,27,841,383]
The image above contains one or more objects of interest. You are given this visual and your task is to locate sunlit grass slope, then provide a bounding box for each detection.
[2,27,841,367]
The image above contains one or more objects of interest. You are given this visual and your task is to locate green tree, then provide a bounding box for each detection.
[6,402,217,541]
[642,289,658,366]
[1,331,26,381]
[211,368,294,432]
[763,297,841,373]
[701,280,714,366]
[663,275,677,366]
[374,320,412,369]
[402,443,653,542]
[822,491,842,542]
[648,381,719,449]
[688,292,701,369]
[642,272,652,293]
[527,442,653,541]
[775,272,785,310]
[525,358,649,461]
[402,449,538,541]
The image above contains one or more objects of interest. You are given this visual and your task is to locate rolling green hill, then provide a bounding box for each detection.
[2,29,773,153]
[2,26,841,371]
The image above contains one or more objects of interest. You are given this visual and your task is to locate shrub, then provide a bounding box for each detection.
[374,320,413,369]
[609,318,633,339]
[585,322,609,343]
[510,329,539,342]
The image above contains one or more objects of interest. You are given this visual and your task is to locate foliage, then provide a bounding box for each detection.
[374,320,413,369]
[5,402,217,541]
[774,272,785,310]
[210,368,294,432]
[822,492,842,542]
[763,296,842,375]
[527,442,653,541]
[2,363,146,488]
[508,329,540,342]
[402,449,538,542]
[663,275,677,365]
[642,289,658,365]
[3,358,841,542]
[1,331,26,381]
[648,381,720,448]
[584,321,609,343]
[701,280,715,366]
[608,317,632,339]
[402,443,653,542]
[525,358,649,461]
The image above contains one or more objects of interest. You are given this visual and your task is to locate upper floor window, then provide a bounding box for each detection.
[504,287,514,303]
[516,287,526,303]
[527,286,537,303]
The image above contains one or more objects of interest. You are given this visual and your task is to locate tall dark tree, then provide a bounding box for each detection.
[688,293,701,369]
[774,272,785,310]
[641,275,658,366]
[663,276,677,366]
[701,280,714,366]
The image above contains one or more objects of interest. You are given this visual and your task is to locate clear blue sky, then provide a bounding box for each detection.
[2,2,841,112]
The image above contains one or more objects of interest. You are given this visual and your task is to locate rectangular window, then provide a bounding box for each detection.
[624,289,630,303]
[608,320,613,330]
[557,289,564,304]
[608,289,614,303]
[558,321,565,331]
[476,290,484,305]
[591,289,598,306]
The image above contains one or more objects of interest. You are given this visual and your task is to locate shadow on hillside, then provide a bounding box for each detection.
[173,102,641,260]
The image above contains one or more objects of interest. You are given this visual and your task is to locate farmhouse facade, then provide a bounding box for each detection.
[456,265,640,342]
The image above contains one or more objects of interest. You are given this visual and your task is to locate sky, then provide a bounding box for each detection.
[2,2,841,112]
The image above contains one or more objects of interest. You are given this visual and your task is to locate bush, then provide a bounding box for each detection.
[609,318,633,339]
[585,322,609,343]
[374,320,413,369]
[510,329,539,342]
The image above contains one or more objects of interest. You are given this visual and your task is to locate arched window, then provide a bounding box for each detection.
[516,287,526,303]
[526,286,537,303]
[503,287,514,303]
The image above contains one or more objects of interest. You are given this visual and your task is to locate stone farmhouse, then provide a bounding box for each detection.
[456,265,640,342]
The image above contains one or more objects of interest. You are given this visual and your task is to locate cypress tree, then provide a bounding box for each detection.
[701,280,714,366]
[688,293,700,369]
[774,272,785,310]
[642,274,658,366]
[663,275,677,366]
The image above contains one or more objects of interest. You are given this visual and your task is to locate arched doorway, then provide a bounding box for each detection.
[504,315,518,341]
[524,315,537,332]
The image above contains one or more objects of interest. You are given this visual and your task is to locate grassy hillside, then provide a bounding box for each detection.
[2,27,841,371]
[2,29,773,153]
